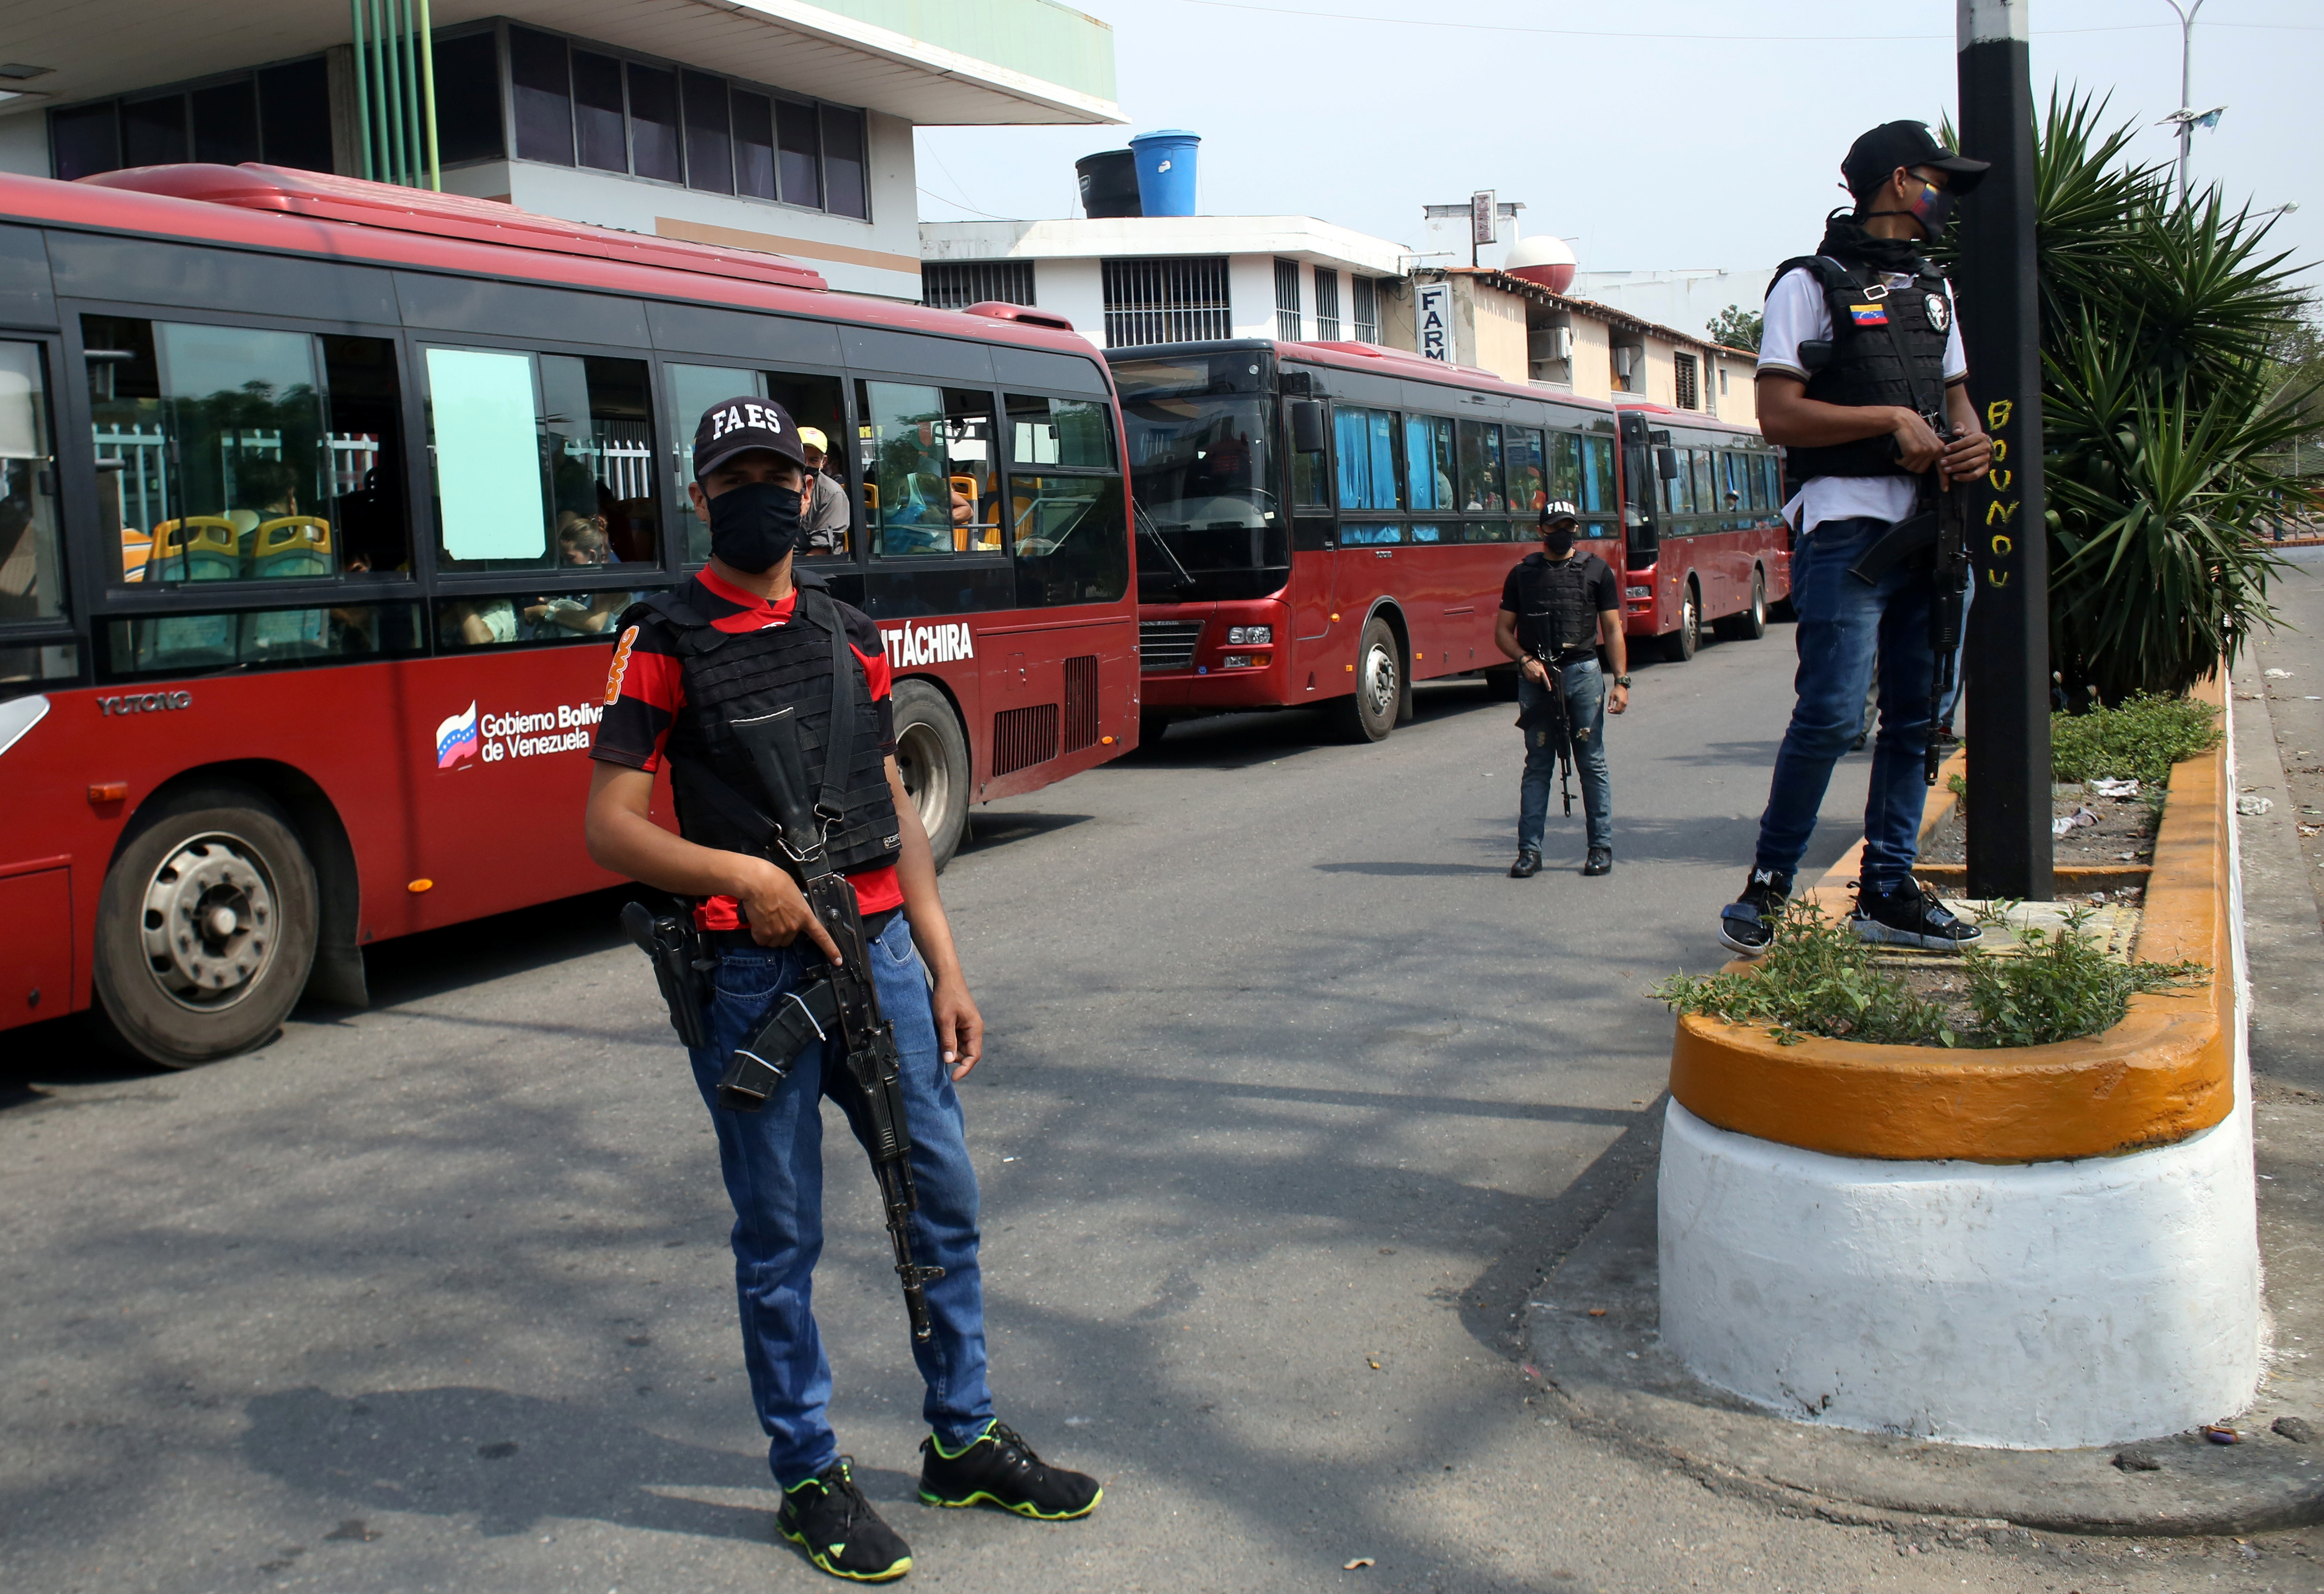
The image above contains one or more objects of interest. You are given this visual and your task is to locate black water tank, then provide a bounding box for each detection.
[1075,150,1141,219]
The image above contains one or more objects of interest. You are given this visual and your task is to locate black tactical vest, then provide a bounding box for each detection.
[631,574,902,877]
[1513,552,1603,658]
[1768,253,1953,489]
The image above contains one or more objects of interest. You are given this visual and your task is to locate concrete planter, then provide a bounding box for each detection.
[1659,675,2258,1448]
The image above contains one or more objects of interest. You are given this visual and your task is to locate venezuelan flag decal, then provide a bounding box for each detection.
[1849,303,1889,326]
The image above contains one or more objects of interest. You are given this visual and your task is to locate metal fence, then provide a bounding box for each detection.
[923,259,1036,310]
[1102,256,1232,347]
[1352,275,1380,344]
[1314,267,1340,341]
[1274,257,1302,342]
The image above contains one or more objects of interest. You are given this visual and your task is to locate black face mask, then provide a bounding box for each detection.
[707,479,804,573]
[1542,527,1578,558]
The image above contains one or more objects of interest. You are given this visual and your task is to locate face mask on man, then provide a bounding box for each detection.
[707,479,805,573]
[1906,179,1955,238]
[1542,525,1578,558]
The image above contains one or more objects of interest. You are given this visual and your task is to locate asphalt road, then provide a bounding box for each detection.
[5,608,2317,1594]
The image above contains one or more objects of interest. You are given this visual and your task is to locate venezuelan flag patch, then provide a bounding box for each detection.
[1849,303,1889,326]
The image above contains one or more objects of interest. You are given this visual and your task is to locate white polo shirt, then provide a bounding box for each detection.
[1757,264,1967,535]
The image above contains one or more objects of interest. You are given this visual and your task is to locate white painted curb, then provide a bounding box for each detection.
[1657,696,2261,1450]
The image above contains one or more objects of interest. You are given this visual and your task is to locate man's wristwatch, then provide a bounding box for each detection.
[1614,675,1632,688]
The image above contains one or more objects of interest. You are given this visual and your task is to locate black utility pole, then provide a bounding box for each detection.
[1955,0,2054,900]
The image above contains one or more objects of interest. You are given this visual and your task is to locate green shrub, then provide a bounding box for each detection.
[1649,900,1956,1048]
[2048,691,2222,787]
[1962,908,2207,1048]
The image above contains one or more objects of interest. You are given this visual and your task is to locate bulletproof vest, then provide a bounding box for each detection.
[1768,252,1953,490]
[633,575,902,878]
[1514,552,1601,658]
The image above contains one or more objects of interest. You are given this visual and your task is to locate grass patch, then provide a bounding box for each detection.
[1650,900,2205,1049]
[2048,692,2222,788]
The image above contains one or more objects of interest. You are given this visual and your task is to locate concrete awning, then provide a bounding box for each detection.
[0,0,1124,126]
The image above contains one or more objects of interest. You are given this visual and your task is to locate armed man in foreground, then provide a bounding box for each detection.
[1718,120,1995,955]
[1495,501,1629,879]
[585,398,1099,1583]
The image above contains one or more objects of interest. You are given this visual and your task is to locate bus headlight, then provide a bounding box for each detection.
[1221,653,1253,669]
[1625,586,1652,599]
[1226,625,1273,645]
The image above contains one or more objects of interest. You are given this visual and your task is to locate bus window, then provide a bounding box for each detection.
[85,316,413,590]
[1662,450,1692,516]
[859,382,998,557]
[1690,449,1716,520]
[1011,476,1127,608]
[1760,454,1784,513]
[0,342,63,633]
[105,600,423,677]
[1718,452,1746,520]
[1334,406,1398,511]
[1007,395,1115,471]
[1409,523,1445,543]
[1404,415,1454,511]
[1456,420,1504,512]
[1506,426,1546,515]
[1580,436,1616,514]
[1458,521,1509,543]
[667,363,846,563]
[1340,523,1403,546]
[1548,432,1582,509]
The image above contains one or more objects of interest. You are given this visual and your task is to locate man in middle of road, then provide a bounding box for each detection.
[584,396,1100,1584]
[1496,501,1629,879]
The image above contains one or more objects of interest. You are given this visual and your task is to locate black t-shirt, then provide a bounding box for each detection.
[1499,551,1620,624]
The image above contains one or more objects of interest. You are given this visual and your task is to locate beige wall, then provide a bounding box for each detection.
[1712,352,1759,426]
[1566,317,1613,401]
[1466,284,1528,379]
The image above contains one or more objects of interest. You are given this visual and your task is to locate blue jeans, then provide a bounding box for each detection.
[687,913,993,1488]
[1518,657,1614,853]
[1750,516,1968,888]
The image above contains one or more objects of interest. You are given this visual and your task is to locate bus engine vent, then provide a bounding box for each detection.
[1138,620,1204,674]
[992,703,1061,778]
[1063,655,1099,753]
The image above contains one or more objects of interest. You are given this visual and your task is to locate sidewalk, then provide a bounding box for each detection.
[1525,551,2324,1535]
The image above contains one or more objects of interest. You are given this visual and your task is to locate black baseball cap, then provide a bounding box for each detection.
[693,395,808,479]
[1538,499,1580,527]
[1842,121,1989,203]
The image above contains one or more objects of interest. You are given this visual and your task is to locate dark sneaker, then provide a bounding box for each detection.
[1582,846,1612,877]
[1852,878,1983,950]
[919,1421,1101,1521]
[1718,867,1794,956]
[778,1458,912,1583]
[1510,850,1542,879]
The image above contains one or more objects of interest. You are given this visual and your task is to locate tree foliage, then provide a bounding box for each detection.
[1706,303,1762,352]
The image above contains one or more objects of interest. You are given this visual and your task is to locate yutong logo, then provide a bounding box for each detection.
[881,623,975,667]
[432,700,605,769]
[98,690,192,716]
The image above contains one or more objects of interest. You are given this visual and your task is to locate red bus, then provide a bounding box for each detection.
[1614,402,1793,660]
[1109,339,1787,742]
[0,164,1138,1068]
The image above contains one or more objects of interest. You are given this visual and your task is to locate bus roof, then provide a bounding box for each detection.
[1106,337,1618,416]
[0,165,1105,363]
[1615,400,1766,441]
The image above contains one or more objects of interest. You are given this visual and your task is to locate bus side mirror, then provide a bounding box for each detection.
[1656,447,1680,480]
[1289,399,1326,456]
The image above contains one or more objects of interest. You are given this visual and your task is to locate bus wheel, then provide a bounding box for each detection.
[1331,617,1402,743]
[1139,710,1173,749]
[1717,568,1768,642]
[1660,582,1701,663]
[892,679,971,872]
[92,784,318,1068]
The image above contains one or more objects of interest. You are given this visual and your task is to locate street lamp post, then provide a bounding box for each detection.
[1956,0,2054,901]
[2167,0,2207,206]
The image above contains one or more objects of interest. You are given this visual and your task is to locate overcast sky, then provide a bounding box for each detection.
[915,0,2317,310]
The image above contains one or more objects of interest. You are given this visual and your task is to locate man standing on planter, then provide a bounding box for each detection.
[1718,120,1996,954]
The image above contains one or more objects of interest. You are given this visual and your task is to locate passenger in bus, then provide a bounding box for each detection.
[1497,502,1628,879]
[584,396,1100,1582]
[1719,120,1995,956]
[796,426,853,555]
[522,512,629,636]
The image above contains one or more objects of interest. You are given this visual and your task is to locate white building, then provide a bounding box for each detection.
[1568,268,1776,346]
[0,2,1124,300]
[919,215,1409,348]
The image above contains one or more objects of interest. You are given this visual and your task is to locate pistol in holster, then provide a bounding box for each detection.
[621,899,715,1052]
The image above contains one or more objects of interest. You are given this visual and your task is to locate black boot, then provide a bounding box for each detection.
[1718,867,1793,955]
[1510,849,1542,879]
[919,1421,1101,1520]
[1582,846,1612,877]
[778,1458,912,1582]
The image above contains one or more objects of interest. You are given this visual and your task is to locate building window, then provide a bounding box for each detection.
[1313,268,1340,341]
[923,261,1035,311]
[1102,257,1231,347]
[1274,258,1303,342]
[51,54,336,181]
[1719,364,1730,396]
[1351,275,1380,344]
[1673,352,1700,411]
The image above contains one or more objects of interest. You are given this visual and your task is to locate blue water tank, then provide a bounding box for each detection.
[1128,130,1200,217]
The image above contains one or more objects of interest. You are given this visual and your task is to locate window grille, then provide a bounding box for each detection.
[1313,268,1340,341]
[1351,275,1379,344]
[1101,257,1231,347]
[992,703,1061,777]
[1274,257,1303,342]
[1062,654,1099,753]
[1674,352,1700,411]
[923,260,1035,311]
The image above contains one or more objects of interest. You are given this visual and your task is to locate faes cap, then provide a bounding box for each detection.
[1842,120,1989,203]
[693,395,808,480]
[1538,500,1579,527]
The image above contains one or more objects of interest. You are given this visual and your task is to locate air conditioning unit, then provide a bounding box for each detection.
[1527,326,1574,361]
[1612,345,1641,378]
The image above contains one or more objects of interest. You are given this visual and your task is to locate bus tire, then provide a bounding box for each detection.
[1331,617,1401,743]
[1716,567,1768,642]
[892,679,971,872]
[1138,710,1174,749]
[1659,580,1701,663]
[91,783,319,1068]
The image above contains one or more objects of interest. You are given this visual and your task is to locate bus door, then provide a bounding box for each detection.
[1286,388,1338,672]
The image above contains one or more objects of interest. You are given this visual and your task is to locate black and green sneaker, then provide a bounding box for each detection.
[778,1458,912,1583]
[918,1421,1101,1520]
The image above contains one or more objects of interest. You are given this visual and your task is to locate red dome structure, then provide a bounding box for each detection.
[1502,234,1578,295]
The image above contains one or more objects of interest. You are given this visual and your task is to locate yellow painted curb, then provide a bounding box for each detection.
[1668,676,2232,1164]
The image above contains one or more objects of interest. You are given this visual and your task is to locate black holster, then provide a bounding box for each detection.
[620,899,713,1051]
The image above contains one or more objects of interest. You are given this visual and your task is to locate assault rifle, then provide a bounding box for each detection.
[1845,412,1972,786]
[1514,648,1576,815]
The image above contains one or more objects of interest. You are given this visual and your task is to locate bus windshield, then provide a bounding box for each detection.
[1114,355,1287,599]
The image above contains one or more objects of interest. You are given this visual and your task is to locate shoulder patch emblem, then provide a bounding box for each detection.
[1924,292,1951,333]
[1848,303,1889,327]
[605,625,639,705]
